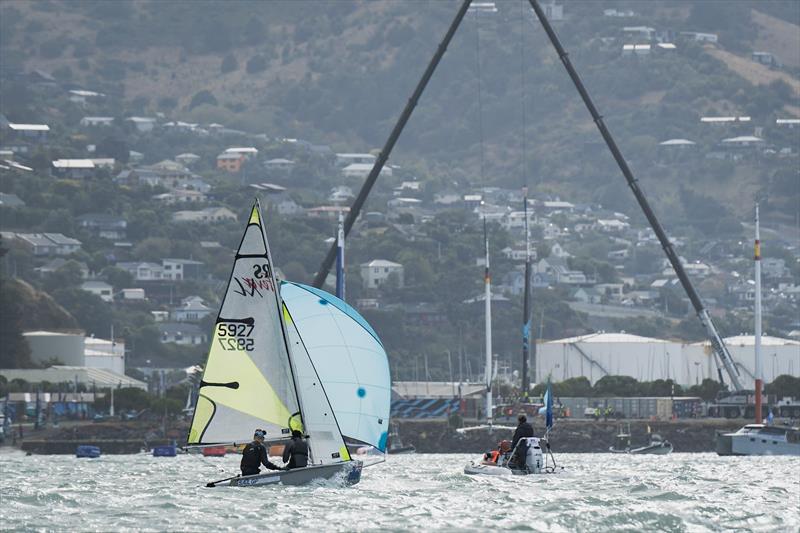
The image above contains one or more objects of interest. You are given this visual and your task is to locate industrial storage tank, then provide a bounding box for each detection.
[22,331,85,367]
[536,332,692,386]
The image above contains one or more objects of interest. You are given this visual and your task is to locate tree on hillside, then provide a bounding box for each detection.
[246,55,268,74]
[52,288,112,337]
[189,90,218,110]
[0,240,34,368]
[221,53,238,74]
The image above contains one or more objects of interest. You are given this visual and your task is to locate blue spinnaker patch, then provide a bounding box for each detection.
[282,281,384,348]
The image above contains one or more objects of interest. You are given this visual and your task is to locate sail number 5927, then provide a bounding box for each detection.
[217,323,254,351]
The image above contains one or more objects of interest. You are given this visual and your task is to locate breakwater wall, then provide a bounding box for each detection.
[21,439,145,455]
[395,419,746,453]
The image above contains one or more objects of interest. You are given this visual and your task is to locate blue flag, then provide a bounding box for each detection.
[538,380,553,431]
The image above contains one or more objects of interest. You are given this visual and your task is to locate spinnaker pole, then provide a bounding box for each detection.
[527,0,743,391]
[754,204,763,423]
[312,0,474,289]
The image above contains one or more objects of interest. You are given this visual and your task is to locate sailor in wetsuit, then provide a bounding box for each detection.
[241,429,284,476]
[282,429,309,469]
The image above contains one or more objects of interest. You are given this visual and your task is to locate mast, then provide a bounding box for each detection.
[526,0,743,391]
[754,204,763,424]
[256,200,308,445]
[522,189,532,399]
[484,218,493,425]
[336,211,345,300]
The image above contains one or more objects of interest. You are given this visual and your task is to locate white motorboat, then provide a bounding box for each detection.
[716,424,800,456]
[464,437,557,476]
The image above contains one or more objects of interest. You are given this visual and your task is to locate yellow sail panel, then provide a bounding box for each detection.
[187,395,214,444]
[249,204,261,225]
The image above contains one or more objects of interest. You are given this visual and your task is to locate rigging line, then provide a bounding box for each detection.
[474,7,486,190]
[519,0,528,192]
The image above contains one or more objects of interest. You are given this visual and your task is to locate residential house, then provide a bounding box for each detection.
[224,147,258,159]
[0,192,25,207]
[120,288,145,301]
[161,259,204,281]
[762,258,788,278]
[622,44,651,56]
[76,214,127,239]
[502,210,536,231]
[550,242,571,258]
[434,192,460,206]
[394,181,423,196]
[329,186,354,204]
[335,153,376,166]
[542,223,565,240]
[158,323,207,345]
[126,117,157,132]
[360,259,404,289]
[15,233,81,256]
[80,116,114,127]
[595,283,624,301]
[306,206,349,219]
[264,158,295,172]
[622,26,656,42]
[116,261,164,281]
[153,189,207,204]
[571,287,603,304]
[68,89,104,105]
[81,280,113,302]
[7,123,49,141]
[175,153,201,166]
[172,207,237,223]
[680,31,718,43]
[269,195,303,216]
[51,159,96,179]
[170,296,213,322]
[342,163,391,179]
[595,219,630,232]
[217,152,244,172]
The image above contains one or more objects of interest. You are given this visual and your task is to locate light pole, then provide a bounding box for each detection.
[694,362,700,386]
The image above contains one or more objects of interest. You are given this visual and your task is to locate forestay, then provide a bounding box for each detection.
[280,282,391,452]
[187,205,300,445]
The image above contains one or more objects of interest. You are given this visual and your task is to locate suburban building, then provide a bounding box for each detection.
[217,152,244,172]
[360,259,404,289]
[335,153,376,166]
[342,163,391,179]
[115,261,164,281]
[171,296,213,322]
[76,213,127,239]
[264,158,295,171]
[81,280,113,302]
[80,116,114,127]
[126,116,157,132]
[172,207,237,223]
[51,159,96,179]
[14,233,82,256]
[22,331,126,375]
[157,323,207,345]
[7,123,49,141]
[161,258,204,281]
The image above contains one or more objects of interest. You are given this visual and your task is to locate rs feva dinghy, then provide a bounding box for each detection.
[187,201,390,487]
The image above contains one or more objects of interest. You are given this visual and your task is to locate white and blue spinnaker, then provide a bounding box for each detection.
[280,281,391,456]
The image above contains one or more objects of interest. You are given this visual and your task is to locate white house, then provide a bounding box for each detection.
[126,117,157,132]
[115,262,164,281]
[172,207,237,223]
[336,153,376,166]
[360,260,404,289]
[342,163,391,179]
[171,297,213,322]
[158,323,207,345]
[80,116,114,127]
[264,158,295,171]
[81,280,113,302]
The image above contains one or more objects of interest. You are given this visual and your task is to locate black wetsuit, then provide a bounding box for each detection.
[511,421,535,466]
[282,436,309,469]
[240,441,282,476]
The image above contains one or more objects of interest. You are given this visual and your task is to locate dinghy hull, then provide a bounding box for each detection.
[227,460,362,487]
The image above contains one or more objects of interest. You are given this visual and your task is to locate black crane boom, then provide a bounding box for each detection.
[526,0,742,391]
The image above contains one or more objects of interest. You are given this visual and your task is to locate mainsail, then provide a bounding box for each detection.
[280,282,391,452]
[187,204,300,445]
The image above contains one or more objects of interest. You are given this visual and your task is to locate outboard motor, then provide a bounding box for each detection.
[523,437,543,473]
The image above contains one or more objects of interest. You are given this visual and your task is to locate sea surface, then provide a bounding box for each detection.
[0,450,797,532]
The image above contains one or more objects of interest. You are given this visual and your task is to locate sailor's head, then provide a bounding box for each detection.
[253,429,267,442]
[499,440,512,452]
[518,414,527,424]
[291,429,303,439]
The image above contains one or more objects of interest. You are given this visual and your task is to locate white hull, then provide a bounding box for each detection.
[226,461,362,487]
[464,462,513,476]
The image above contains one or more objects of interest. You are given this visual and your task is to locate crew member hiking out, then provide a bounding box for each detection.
[241,429,283,476]
[282,429,309,469]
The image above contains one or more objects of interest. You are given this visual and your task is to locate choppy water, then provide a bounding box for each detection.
[0,450,797,532]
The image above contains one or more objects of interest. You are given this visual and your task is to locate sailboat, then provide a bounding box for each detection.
[716,205,800,456]
[188,201,391,486]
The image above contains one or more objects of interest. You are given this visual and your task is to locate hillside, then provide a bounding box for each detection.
[1,0,798,222]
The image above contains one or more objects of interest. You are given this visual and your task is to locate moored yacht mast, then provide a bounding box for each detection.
[754,204,763,424]
[484,218,493,425]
